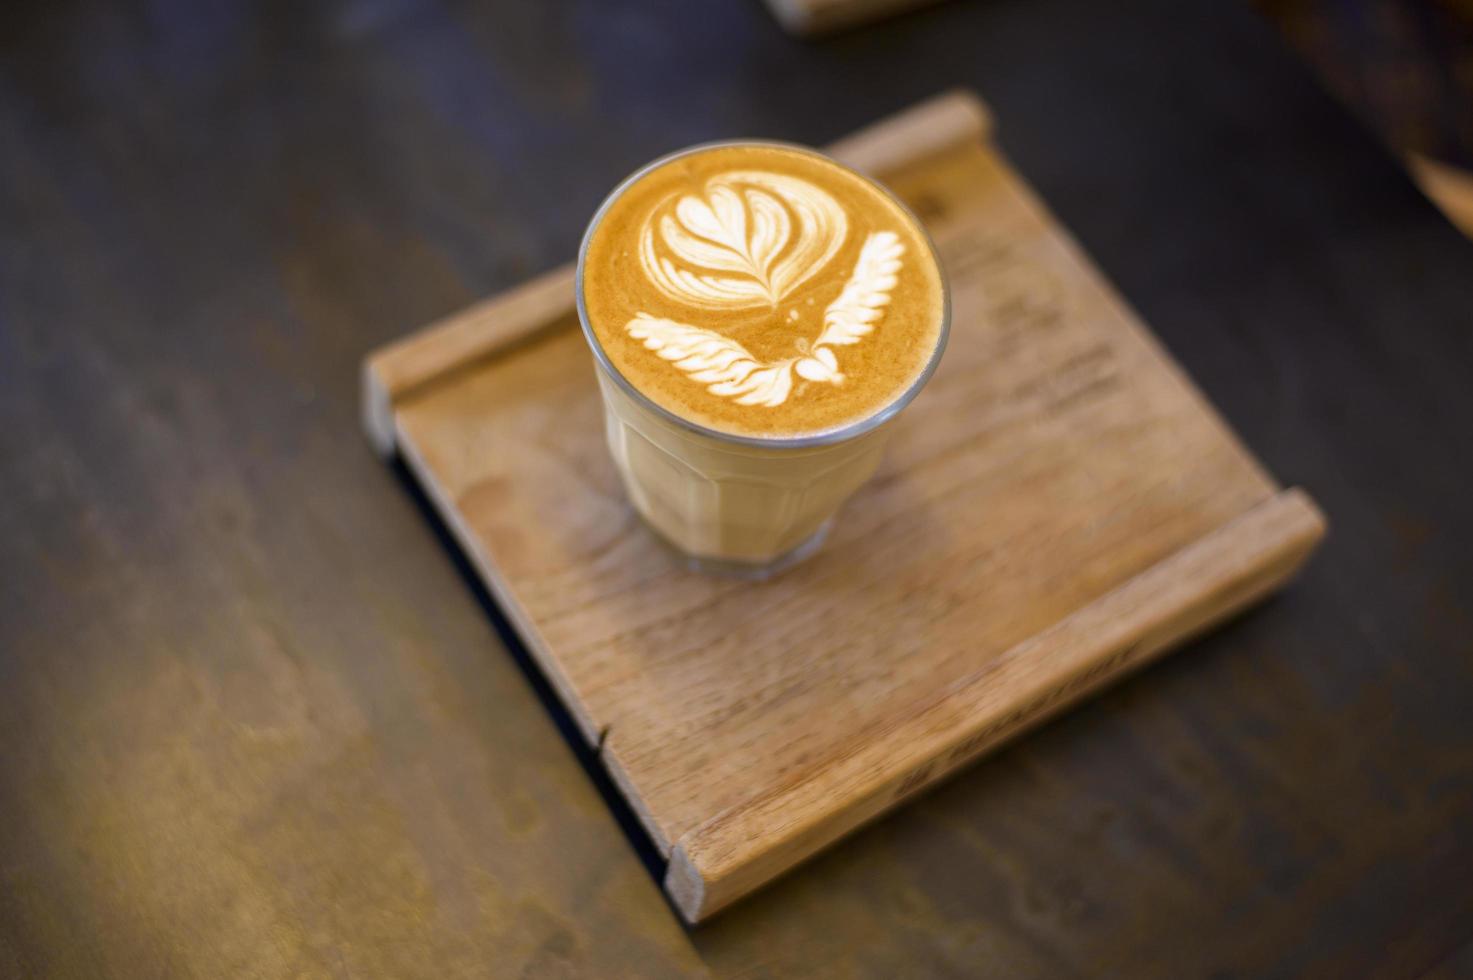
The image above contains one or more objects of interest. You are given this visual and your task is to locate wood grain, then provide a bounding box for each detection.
[368,93,1325,921]
[6,0,1473,974]
[670,488,1324,918]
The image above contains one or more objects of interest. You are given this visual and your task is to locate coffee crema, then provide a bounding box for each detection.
[580,143,945,440]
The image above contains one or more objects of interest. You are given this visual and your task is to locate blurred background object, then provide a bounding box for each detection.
[1255,0,1473,234]
[764,0,941,34]
[772,0,1473,238]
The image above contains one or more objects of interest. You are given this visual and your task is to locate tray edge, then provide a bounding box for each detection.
[665,487,1326,922]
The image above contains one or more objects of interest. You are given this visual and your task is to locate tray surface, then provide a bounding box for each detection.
[364,92,1324,921]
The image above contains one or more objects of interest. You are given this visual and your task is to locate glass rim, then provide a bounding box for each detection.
[575,138,952,450]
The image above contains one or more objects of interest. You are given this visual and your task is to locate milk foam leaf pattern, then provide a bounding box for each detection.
[815,231,904,349]
[640,171,848,311]
[626,314,797,408]
[625,230,906,408]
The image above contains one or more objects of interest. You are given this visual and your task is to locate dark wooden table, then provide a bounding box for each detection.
[3,1,1471,976]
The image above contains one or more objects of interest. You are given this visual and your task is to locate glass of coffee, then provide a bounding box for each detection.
[577,142,949,577]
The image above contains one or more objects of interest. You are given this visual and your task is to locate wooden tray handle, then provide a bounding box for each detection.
[828,88,991,176]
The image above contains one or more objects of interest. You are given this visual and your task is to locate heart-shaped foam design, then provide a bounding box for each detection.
[638,170,848,310]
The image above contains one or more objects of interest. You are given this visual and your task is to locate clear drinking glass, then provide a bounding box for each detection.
[576,142,950,578]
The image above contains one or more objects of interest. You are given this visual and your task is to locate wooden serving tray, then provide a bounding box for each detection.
[362,91,1325,923]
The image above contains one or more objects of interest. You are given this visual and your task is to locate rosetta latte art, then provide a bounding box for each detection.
[639,171,848,310]
[628,170,904,408]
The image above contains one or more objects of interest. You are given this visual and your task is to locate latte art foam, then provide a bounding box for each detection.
[580,144,945,440]
[640,170,849,310]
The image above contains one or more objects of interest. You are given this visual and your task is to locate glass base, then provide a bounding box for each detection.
[649,518,835,582]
